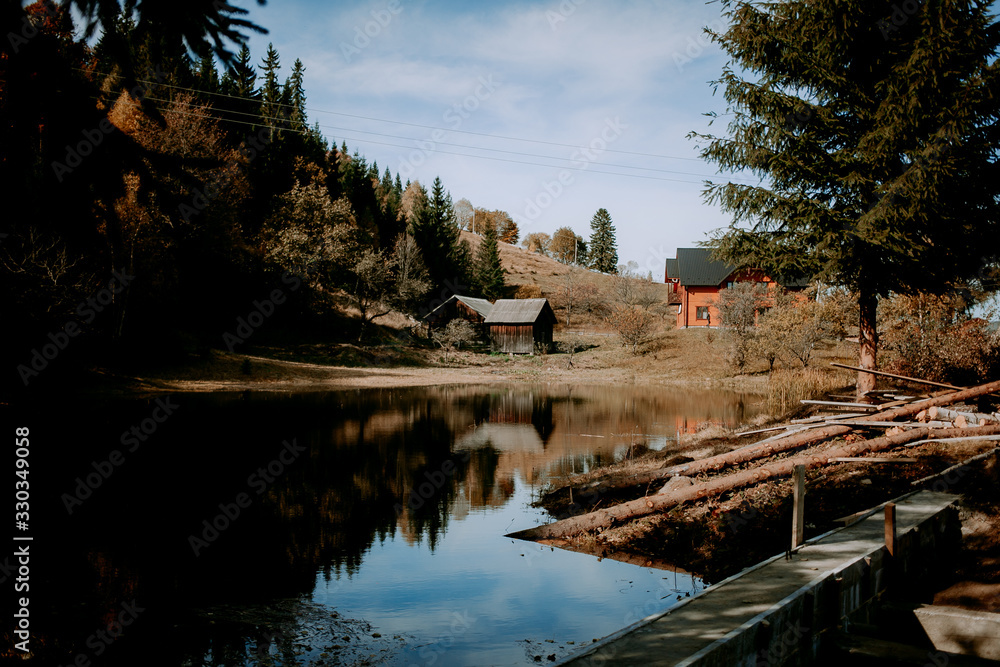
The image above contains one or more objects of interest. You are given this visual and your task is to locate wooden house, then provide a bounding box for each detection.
[484,298,557,354]
[422,295,494,330]
[665,248,808,328]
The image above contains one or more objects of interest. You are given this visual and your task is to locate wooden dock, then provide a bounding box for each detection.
[559,490,963,666]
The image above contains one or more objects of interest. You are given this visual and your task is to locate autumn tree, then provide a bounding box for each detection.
[263,170,358,290]
[696,0,1000,394]
[352,248,394,341]
[606,305,654,354]
[498,216,519,245]
[521,232,551,255]
[472,221,506,301]
[454,198,473,230]
[391,233,432,314]
[717,282,767,372]
[550,226,585,265]
[587,208,618,274]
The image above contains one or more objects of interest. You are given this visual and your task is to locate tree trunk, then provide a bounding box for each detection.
[508,423,1000,541]
[858,288,879,396]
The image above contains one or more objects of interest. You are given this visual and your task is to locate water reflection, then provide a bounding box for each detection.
[14,383,761,666]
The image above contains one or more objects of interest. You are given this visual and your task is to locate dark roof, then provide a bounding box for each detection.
[484,298,557,324]
[673,248,810,289]
[422,295,493,321]
[665,258,679,280]
[676,248,735,287]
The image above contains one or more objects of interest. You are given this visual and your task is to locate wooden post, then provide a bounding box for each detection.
[884,503,897,557]
[792,464,806,549]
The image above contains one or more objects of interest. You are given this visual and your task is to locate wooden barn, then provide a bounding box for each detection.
[484,298,557,354]
[422,295,494,330]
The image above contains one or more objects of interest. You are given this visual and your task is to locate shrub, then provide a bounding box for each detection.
[605,305,654,354]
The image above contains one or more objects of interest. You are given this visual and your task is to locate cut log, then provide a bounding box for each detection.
[928,406,999,426]
[829,363,966,390]
[507,424,1000,541]
[800,400,880,410]
[829,457,918,463]
[663,379,1000,478]
[557,380,1000,500]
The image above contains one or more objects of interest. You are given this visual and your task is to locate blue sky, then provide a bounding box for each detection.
[235,0,745,280]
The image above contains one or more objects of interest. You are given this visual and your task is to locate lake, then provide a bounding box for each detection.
[13,383,764,666]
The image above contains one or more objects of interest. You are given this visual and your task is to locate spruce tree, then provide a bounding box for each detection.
[286,59,307,125]
[258,43,284,139]
[587,208,618,274]
[473,221,506,301]
[694,0,1000,393]
[411,177,470,294]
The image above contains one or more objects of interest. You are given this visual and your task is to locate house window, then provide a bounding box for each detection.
[696,306,710,321]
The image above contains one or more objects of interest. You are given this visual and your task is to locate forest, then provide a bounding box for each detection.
[1,2,545,389]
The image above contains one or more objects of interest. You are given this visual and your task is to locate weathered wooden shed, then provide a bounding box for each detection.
[422,295,494,330]
[484,298,557,354]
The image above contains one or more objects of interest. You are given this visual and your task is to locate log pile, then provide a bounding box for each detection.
[509,378,1000,543]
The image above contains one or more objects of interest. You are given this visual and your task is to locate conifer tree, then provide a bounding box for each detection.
[258,43,283,138]
[195,55,220,94]
[284,58,307,130]
[473,220,506,301]
[411,177,470,293]
[587,208,618,274]
[694,0,1000,393]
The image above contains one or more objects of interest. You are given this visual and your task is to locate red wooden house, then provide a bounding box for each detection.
[665,248,808,328]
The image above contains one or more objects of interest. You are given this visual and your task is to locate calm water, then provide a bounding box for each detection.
[8,384,763,666]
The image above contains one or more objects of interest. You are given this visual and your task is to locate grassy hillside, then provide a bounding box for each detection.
[460,230,674,331]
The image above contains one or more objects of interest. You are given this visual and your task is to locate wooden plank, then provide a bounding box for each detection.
[885,503,897,557]
[801,400,879,410]
[792,464,805,549]
[830,362,966,390]
[791,412,869,424]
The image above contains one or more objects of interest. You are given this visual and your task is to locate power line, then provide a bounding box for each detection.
[133,92,755,182]
[90,69,711,163]
[114,97,724,184]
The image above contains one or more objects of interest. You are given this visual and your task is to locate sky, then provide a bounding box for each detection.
[231,0,749,281]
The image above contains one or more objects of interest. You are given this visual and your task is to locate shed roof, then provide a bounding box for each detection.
[484,298,557,324]
[422,294,494,321]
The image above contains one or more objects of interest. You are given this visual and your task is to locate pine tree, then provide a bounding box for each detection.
[473,220,506,301]
[695,0,1000,393]
[587,208,618,274]
[258,43,283,138]
[222,44,257,99]
[411,177,469,293]
[195,55,220,94]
